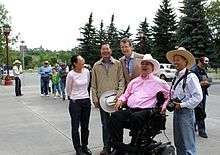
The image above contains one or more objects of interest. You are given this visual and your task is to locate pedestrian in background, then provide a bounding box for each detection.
[91,42,125,155]
[51,68,61,98]
[119,38,143,87]
[191,56,210,138]
[66,55,92,155]
[38,61,52,96]
[59,62,68,100]
[166,47,203,155]
[13,60,23,96]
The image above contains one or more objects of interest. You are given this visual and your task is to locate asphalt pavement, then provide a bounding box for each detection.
[0,72,220,155]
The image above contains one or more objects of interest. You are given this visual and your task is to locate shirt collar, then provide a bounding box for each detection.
[178,68,187,76]
[97,57,116,65]
[125,52,134,59]
[140,73,154,80]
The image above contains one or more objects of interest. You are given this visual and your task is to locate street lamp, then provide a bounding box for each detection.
[2,25,13,85]
[138,31,145,54]
[3,25,11,76]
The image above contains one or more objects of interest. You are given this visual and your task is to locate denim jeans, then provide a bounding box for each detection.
[60,79,66,97]
[53,83,61,95]
[15,77,22,96]
[174,108,196,155]
[69,98,91,150]
[41,76,50,95]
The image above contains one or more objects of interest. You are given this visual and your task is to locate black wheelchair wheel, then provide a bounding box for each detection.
[160,145,175,155]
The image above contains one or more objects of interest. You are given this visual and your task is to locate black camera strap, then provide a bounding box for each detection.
[169,69,192,99]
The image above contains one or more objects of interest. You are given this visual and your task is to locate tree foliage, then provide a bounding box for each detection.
[177,0,213,58]
[152,0,177,62]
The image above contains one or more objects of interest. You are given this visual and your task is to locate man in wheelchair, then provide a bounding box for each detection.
[109,54,171,155]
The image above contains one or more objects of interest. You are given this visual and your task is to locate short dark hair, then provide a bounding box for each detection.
[120,37,132,47]
[70,54,80,68]
[100,41,110,48]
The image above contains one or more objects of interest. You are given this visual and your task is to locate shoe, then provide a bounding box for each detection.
[199,131,208,138]
[100,148,109,155]
[82,146,92,155]
[40,94,44,97]
[46,94,50,97]
[76,147,86,155]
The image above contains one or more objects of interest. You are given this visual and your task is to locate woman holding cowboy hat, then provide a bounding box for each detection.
[13,60,23,96]
[166,47,203,155]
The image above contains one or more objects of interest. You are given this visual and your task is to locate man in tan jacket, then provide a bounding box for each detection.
[119,38,144,87]
[91,42,125,155]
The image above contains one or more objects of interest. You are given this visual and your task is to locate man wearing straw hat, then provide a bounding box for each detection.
[108,54,170,155]
[166,47,203,155]
[13,60,23,96]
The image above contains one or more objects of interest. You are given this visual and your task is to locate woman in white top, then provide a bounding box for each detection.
[13,60,23,96]
[66,55,92,155]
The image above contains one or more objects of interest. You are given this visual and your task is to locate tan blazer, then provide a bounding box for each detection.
[119,52,144,87]
[91,57,125,106]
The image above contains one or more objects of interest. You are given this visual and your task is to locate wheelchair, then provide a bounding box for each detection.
[110,92,175,155]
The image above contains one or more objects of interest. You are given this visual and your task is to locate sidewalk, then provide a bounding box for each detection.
[0,74,220,155]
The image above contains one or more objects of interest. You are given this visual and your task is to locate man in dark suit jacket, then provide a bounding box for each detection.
[119,38,144,87]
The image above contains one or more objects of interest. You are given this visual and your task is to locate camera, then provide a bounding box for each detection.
[167,98,181,112]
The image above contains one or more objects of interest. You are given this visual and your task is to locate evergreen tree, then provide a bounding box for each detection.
[106,14,121,59]
[96,20,107,47]
[119,25,132,40]
[152,0,177,62]
[205,0,220,65]
[177,0,212,58]
[135,18,152,54]
[77,13,99,65]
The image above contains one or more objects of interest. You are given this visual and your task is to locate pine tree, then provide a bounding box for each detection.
[77,13,99,65]
[177,0,212,58]
[205,0,220,65]
[119,25,132,40]
[152,0,177,62]
[96,20,107,47]
[106,14,121,59]
[135,18,152,54]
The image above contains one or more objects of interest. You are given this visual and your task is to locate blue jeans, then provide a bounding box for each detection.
[41,76,50,95]
[174,108,196,155]
[100,107,111,149]
[60,79,66,97]
[53,83,61,95]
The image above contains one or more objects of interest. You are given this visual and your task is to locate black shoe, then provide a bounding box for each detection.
[199,131,208,138]
[76,147,86,155]
[82,146,92,155]
[100,148,109,155]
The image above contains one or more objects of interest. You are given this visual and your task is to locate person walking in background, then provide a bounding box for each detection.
[38,61,52,96]
[13,60,23,96]
[66,55,92,155]
[91,42,125,155]
[58,62,68,100]
[166,47,203,155]
[191,56,210,138]
[119,38,144,87]
[51,68,61,98]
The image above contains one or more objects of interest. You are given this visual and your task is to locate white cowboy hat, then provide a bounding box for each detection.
[166,47,195,69]
[13,60,21,64]
[100,90,117,113]
[141,54,160,74]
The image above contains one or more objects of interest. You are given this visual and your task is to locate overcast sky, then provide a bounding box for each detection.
[2,0,181,50]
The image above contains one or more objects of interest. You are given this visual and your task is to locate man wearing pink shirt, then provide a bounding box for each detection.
[108,54,170,155]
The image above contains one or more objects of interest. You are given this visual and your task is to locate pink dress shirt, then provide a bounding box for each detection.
[119,73,170,109]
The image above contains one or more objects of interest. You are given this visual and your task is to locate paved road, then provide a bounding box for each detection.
[0,73,220,155]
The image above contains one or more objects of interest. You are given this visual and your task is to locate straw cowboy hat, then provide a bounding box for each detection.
[100,90,117,113]
[141,54,160,74]
[44,60,49,64]
[13,60,21,64]
[166,47,196,69]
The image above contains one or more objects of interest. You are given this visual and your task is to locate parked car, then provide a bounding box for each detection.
[0,65,14,80]
[157,63,176,81]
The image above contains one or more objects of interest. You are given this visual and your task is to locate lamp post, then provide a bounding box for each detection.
[3,25,12,85]
[3,25,11,75]
[20,40,25,70]
[138,31,145,54]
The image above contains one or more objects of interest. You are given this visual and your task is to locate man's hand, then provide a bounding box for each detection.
[114,100,123,111]
[160,107,166,114]
[174,102,181,111]
[94,102,100,108]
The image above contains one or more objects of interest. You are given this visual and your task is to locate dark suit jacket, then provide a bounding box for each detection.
[119,52,144,87]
